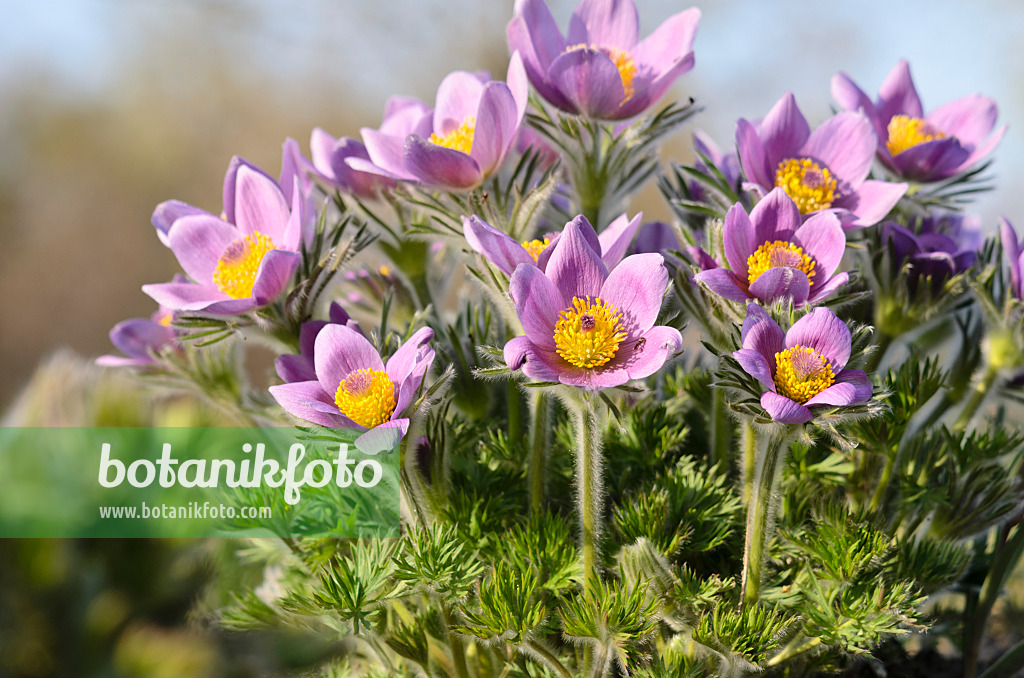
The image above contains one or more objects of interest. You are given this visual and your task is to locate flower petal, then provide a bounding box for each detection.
[806,271,849,304]
[166,214,239,284]
[599,253,668,342]
[251,250,299,306]
[722,202,755,276]
[403,135,482,190]
[831,71,883,137]
[509,263,563,350]
[927,94,998,149]
[598,212,642,268]
[470,81,519,177]
[736,118,772,189]
[152,200,206,246]
[750,187,801,244]
[785,307,851,372]
[632,7,700,76]
[758,92,811,169]
[741,303,785,364]
[434,70,488,133]
[234,165,290,241]
[804,369,871,407]
[761,392,813,424]
[559,364,630,390]
[355,420,408,455]
[568,0,639,49]
[793,211,845,280]
[386,327,435,387]
[142,281,250,314]
[733,348,775,391]
[800,112,876,187]
[889,137,969,182]
[109,319,175,360]
[545,216,608,305]
[547,47,627,119]
[747,267,810,306]
[314,324,385,398]
[693,268,750,302]
[360,128,415,180]
[831,180,907,229]
[463,215,535,275]
[622,325,682,380]
[269,381,353,428]
[878,60,924,122]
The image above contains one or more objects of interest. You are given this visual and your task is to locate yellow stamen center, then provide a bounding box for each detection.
[747,241,817,287]
[774,345,835,404]
[212,231,277,299]
[886,114,946,156]
[157,311,173,327]
[429,116,476,155]
[521,238,551,262]
[553,296,627,369]
[334,368,397,428]
[566,44,637,102]
[774,158,838,214]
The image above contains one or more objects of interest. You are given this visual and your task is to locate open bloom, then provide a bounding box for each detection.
[275,302,362,384]
[303,128,392,199]
[349,56,528,191]
[832,60,1006,182]
[144,158,306,315]
[736,92,907,229]
[882,215,978,295]
[97,289,181,368]
[269,326,434,454]
[693,189,848,306]
[463,212,641,275]
[503,217,682,389]
[1001,218,1024,300]
[734,304,871,424]
[508,0,700,120]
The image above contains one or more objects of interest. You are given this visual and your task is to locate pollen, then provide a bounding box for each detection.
[886,115,946,156]
[774,157,838,214]
[521,237,551,262]
[157,311,173,327]
[553,296,627,369]
[212,231,277,299]
[334,368,397,428]
[747,241,816,287]
[566,44,637,102]
[774,345,835,404]
[429,116,476,155]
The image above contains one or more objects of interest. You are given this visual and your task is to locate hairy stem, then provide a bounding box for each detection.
[741,429,790,608]
[442,604,470,678]
[709,387,732,468]
[529,391,552,514]
[868,453,896,513]
[954,364,999,431]
[527,640,573,678]
[741,421,756,510]
[573,398,605,586]
[508,380,523,445]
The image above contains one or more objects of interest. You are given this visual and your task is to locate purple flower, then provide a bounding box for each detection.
[144,157,306,315]
[463,211,641,275]
[269,326,435,454]
[736,92,908,230]
[306,128,393,199]
[733,304,871,424]
[689,130,741,201]
[275,302,362,384]
[881,215,977,294]
[832,60,1006,182]
[633,221,679,255]
[508,0,700,120]
[1001,217,1024,300]
[503,216,682,389]
[692,189,848,306]
[350,57,529,191]
[97,299,179,368]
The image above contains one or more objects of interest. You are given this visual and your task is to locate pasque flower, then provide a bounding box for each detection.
[302,128,392,199]
[275,302,362,384]
[144,157,306,315]
[508,0,700,120]
[97,286,183,368]
[693,188,848,306]
[832,60,1006,182]
[736,92,907,229]
[733,304,871,424]
[881,215,978,294]
[269,326,435,454]
[463,211,641,274]
[349,56,528,191]
[1001,217,1024,300]
[503,216,682,389]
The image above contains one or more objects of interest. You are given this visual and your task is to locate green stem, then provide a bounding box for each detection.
[527,640,573,678]
[741,421,756,510]
[980,637,1024,678]
[573,398,604,586]
[709,387,732,468]
[964,522,1024,678]
[741,429,790,608]
[508,381,523,445]
[529,392,552,515]
[954,364,999,431]
[868,453,896,513]
[442,604,470,678]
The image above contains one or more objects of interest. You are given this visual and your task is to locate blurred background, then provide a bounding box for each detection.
[1,2,1024,676]
[2,0,1024,408]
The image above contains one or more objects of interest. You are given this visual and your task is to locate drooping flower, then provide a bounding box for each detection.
[832,60,1006,182]
[349,56,528,191]
[733,304,871,424]
[503,216,682,389]
[881,214,978,294]
[692,188,848,306]
[304,128,392,199]
[269,326,435,454]
[463,212,641,275]
[144,157,306,315]
[508,0,700,120]
[275,302,362,384]
[736,92,908,229]
[97,291,181,368]
[1001,217,1024,300]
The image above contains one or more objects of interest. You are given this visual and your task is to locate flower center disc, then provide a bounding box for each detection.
[566,44,637,102]
[213,231,277,299]
[521,237,551,262]
[554,296,627,369]
[774,345,835,404]
[886,115,946,156]
[429,116,476,155]
[774,158,838,214]
[747,241,817,287]
[335,368,397,428]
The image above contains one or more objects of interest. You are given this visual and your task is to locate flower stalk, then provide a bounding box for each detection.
[571,395,605,585]
[741,427,791,607]
[954,363,999,431]
[529,391,552,514]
